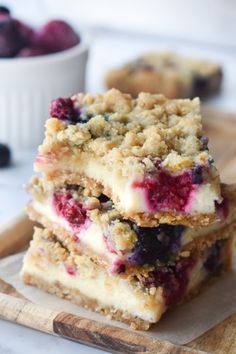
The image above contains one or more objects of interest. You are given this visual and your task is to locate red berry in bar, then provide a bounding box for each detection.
[50,97,79,122]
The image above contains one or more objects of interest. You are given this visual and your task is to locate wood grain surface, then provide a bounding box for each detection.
[0,107,235,354]
[0,290,205,354]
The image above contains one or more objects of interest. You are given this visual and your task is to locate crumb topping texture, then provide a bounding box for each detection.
[39,89,218,177]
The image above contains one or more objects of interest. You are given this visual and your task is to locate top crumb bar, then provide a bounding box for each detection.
[105,52,222,99]
[35,89,222,227]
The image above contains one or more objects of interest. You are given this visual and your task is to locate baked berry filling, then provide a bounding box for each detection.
[142,257,195,306]
[133,166,204,213]
[204,240,225,274]
[53,191,88,233]
[128,224,184,266]
[66,266,76,276]
[50,98,92,124]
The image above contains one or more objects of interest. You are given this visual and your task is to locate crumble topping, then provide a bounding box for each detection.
[38,89,216,176]
[128,53,221,77]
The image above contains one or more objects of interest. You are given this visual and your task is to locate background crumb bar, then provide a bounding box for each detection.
[105,52,222,99]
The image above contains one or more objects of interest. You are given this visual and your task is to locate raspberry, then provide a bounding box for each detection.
[50,97,79,122]
[35,20,80,54]
[66,266,76,276]
[133,169,193,212]
[53,192,87,228]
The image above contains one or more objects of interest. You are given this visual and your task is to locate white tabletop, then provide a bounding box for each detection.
[0,18,236,354]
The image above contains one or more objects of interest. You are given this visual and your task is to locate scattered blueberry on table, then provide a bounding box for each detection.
[0,143,11,167]
[0,6,80,58]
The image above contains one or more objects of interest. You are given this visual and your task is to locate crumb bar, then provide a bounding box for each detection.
[21,226,234,330]
[105,53,222,99]
[35,89,221,227]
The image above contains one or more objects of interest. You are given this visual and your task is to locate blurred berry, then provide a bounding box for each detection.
[35,20,80,54]
[0,18,26,57]
[0,5,10,16]
[14,19,35,47]
[0,143,11,167]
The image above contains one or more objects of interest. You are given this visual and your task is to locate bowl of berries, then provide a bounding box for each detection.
[0,6,88,148]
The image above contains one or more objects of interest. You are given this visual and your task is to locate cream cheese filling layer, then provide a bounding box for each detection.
[36,155,219,215]
[32,197,232,266]
[32,199,119,265]
[21,253,165,323]
[21,238,212,323]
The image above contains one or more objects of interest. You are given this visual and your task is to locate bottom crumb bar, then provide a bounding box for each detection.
[21,227,234,330]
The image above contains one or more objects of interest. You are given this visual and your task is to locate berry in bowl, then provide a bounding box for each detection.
[0,6,88,148]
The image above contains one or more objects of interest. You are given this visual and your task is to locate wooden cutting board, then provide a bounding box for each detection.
[0,106,235,354]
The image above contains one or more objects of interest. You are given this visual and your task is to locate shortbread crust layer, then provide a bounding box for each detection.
[21,227,233,329]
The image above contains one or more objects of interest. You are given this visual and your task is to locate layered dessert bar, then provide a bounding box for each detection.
[26,178,235,276]
[105,53,222,99]
[22,180,235,329]
[22,88,232,331]
[21,225,234,330]
[35,89,222,228]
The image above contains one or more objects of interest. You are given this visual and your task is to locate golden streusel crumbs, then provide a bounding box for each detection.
[38,89,215,176]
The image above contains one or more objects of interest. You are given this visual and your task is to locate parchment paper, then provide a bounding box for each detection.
[0,251,235,345]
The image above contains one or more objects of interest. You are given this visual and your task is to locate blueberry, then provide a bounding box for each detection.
[208,156,215,166]
[129,224,184,266]
[0,18,26,57]
[0,143,11,167]
[79,111,94,123]
[0,5,10,15]
[193,75,210,97]
[200,136,209,151]
[132,58,154,72]
[98,194,110,203]
[192,165,203,184]
[102,112,110,121]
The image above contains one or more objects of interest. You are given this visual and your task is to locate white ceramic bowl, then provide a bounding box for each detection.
[0,40,89,148]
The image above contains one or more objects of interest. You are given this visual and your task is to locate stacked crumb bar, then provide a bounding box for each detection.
[21,89,235,330]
